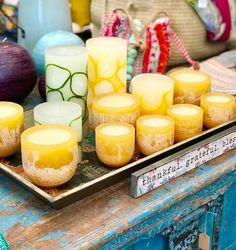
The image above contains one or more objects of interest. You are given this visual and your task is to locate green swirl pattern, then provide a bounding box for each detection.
[46,64,88,125]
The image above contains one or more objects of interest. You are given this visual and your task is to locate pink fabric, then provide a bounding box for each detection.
[209,0,231,41]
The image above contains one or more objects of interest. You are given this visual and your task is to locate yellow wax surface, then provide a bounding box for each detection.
[206,95,231,103]
[172,107,199,116]
[100,125,130,136]
[0,106,18,118]
[142,117,170,127]
[98,95,135,108]
[174,72,207,82]
[95,122,135,167]
[28,129,71,145]
[131,74,174,115]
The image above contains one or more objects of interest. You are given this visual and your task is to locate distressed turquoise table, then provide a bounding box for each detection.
[1,148,236,250]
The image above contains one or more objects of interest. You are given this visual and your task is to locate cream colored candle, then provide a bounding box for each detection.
[0,102,24,158]
[167,104,203,142]
[200,92,235,128]
[95,122,135,168]
[136,115,175,156]
[131,73,174,115]
[91,93,140,128]
[21,124,78,188]
[34,101,82,142]
[170,69,211,105]
[45,45,88,138]
[86,37,127,111]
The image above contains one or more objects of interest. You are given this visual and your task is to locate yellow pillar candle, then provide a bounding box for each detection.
[131,73,174,115]
[200,92,235,128]
[21,124,78,188]
[91,93,140,128]
[95,122,135,168]
[0,102,24,158]
[136,115,175,156]
[167,104,203,143]
[170,69,211,105]
[86,37,127,110]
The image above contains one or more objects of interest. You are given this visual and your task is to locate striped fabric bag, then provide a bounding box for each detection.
[100,8,200,82]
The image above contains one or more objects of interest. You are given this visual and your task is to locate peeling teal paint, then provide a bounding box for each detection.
[41,231,66,241]
[0,209,46,231]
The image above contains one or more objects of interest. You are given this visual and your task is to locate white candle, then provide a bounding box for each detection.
[45,45,88,138]
[34,101,82,142]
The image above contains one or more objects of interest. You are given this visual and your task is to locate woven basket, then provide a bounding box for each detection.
[91,0,227,66]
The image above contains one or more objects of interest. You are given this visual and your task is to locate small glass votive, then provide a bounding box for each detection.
[200,92,235,128]
[21,124,78,188]
[91,93,140,129]
[167,104,203,143]
[136,115,175,156]
[170,69,211,105]
[95,122,135,168]
[0,102,24,158]
[34,101,82,142]
[131,73,174,115]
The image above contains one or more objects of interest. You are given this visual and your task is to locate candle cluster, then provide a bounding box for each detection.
[1,37,235,187]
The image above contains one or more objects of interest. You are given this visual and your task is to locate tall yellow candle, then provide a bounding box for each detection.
[91,93,140,128]
[86,37,127,110]
[136,115,175,156]
[167,104,203,142]
[131,73,174,115]
[0,102,24,158]
[200,92,235,128]
[21,124,78,188]
[95,122,135,168]
[170,69,211,105]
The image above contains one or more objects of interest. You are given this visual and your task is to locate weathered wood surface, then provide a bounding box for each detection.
[0,148,236,249]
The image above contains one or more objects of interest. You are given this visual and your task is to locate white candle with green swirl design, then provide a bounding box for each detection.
[45,45,88,138]
[34,101,82,142]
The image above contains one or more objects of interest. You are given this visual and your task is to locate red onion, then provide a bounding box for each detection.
[0,41,37,102]
[38,75,46,100]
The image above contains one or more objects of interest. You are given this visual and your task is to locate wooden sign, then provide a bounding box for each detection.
[131,127,236,198]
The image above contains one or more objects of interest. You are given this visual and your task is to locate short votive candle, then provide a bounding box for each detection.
[91,93,140,128]
[131,73,174,115]
[95,122,135,168]
[167,104,203,142]
[86,37,127,109]
[21,124,78,188]
[136,115,175,156]
[45,45,88,138]
[170,69,211,105]
[0,102,24,158]
[200,92,235,128]
[34,101,82,142]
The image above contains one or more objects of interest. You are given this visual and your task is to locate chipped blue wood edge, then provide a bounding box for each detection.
[0,234,10,250]
[98,155,236,250]
[1,151,236,249]
[99,171,236,250]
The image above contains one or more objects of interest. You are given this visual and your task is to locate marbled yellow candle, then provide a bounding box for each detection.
[95,122,135,167]
[86,37,127,109]
[200,92,235,128]
[91,93,140,128]
[170,69,211,105]
[167,104,203,142]
[136,115,175,156]
[131,74,174,115]
[21,124,78,188]
[0,102,24,158]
